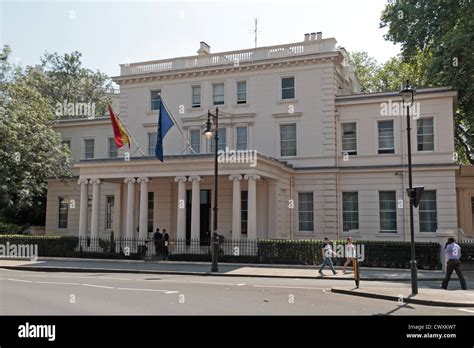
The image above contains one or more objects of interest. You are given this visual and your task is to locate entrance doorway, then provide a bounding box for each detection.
[185,189,211,243]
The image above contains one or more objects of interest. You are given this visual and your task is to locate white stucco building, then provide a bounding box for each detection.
[45,33,462,243]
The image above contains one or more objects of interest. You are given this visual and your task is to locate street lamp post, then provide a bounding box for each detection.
[204,107,219,272]
[400,80,418,295]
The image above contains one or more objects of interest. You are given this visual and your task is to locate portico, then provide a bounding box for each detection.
[72,154,292,241]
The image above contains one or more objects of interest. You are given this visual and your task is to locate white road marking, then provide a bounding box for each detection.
[81,283,115,289]
[7,278,32,283]
[236,283,246,286]
[252,285,325,290]
[165,291,179,294]
[116,287,176,293]
[458,308,474,313]
[35,281,80,285]
[189,281,235,286]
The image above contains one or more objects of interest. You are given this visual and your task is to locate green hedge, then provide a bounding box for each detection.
[257,239,323,265]
[459,242,474,263]
[0,222,29,235]
[0,235,78,257]
[256,240,441,270]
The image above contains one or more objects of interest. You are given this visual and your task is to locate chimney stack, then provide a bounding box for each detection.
[304,33,310,41]
[310,32,316,40]
[197,41,211,55]
[316,32,322,40]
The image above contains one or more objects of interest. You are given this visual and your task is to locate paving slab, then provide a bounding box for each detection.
[331,286,474,307]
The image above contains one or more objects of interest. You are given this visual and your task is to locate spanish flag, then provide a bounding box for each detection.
[108,104,130,148]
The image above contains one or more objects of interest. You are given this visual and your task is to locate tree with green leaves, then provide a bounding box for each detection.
[349,50,431,93]
[29,51,113,118]
[0,46,72,225]
[380,0,474,163]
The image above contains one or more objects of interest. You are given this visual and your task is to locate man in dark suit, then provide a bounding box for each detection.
[162,229,170,260]
[153,228,162,259]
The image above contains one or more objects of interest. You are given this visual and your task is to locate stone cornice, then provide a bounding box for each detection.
[113,52,342,85]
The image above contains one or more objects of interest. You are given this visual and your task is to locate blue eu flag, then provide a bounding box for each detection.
[155,100,174,162]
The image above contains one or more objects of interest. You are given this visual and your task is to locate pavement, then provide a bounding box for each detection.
[1,257,472,308]
[331,286,474,307]
[0,257,450,280]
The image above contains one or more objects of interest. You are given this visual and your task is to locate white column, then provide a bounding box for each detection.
[124,177,136,238]
[245,174,260,240]
[189,175,202,240]
[230,175,242,240]
[137,177,150,239]
[175,176,187,240]
[90,179,101,240]
[78,178,89,242]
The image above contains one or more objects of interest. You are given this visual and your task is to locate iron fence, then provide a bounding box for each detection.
[0,235,442,269]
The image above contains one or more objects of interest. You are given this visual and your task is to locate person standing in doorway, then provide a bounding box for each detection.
[162,229,170,261]
[153,228,162,259]
[319,237,337,276]
[343,237,355,274]
[441,238,467,290]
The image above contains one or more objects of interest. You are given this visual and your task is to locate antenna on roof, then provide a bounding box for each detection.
[249,18,261,48]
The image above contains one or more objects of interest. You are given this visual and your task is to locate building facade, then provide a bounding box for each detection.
[45,33,463,242]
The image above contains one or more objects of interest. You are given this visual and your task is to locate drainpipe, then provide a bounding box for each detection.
[289,176,295,239]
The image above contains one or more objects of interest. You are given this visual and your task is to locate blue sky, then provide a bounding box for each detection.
[0,0,400,78]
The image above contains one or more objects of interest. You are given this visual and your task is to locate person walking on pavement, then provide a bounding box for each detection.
[343,237,355,274]
[162,229,170,260]
[441,237,467,290]
[153,228,162,259]
[319,237,337,276]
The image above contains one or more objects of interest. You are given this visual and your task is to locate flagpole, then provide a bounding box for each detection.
[160,97,197,154]
[114,112,147,157]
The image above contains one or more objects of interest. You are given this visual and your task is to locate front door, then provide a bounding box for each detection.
[185,189,211,243]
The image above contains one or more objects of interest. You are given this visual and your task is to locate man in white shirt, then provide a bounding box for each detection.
[319,237,337,275]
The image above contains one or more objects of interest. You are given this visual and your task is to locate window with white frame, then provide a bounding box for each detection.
[379,191,397,233]
[342,122,357,155]
[58,197,68,229]
[298,192,314,231]
[148,132,157,156]
[108,137,118,158]
[237,81,247,104]
[236,126,248,150]
[106,196,114,230]
[378,120,395,154]
[419,190,437,232]
[280,124,297,157]
[84,139,95,159]
[189,129,201,154]
[210,128,226,152]
[192,86,201,108]
[281,77,295,100]
[342,192,359,232]
[150,90,161,111]
[213,83,224,105]
[417,118,434,151]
